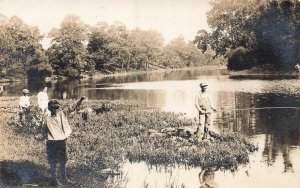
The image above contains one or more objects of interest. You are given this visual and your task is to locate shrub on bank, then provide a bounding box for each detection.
[227,47,257,71]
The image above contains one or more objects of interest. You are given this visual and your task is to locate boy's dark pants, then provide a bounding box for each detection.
[46,139,68,180]
[19,107,30,123]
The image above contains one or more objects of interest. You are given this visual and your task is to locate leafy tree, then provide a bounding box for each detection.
[199,0,300,70]
[108,22,131,70]
[87,22,110,72]
[47,15,88,78]
[255,0,299,69]
[163,36,205,68]
[88,25,164,72]
[227,46,255,70]
[27,49,53,81]
[193,29,210,53]
[87,21,131,73]
[205,0,260,57]
[128,28,164,69]
[0,16,47,79]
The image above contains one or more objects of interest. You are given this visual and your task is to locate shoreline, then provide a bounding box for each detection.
[82,65,227,80]
[0,78,21,83]
[228,69,299,79]
[0,65,227,83]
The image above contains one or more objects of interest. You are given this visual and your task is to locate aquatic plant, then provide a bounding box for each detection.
[3,97,258,186]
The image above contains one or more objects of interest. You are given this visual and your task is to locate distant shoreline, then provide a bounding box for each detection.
[0,65,227,84]
[82,65,227,80]
[228,69,299,79]
[0,78,20,83]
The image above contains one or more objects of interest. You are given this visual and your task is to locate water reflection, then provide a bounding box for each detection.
[214,91,300,176]
[121,162,205,188]
[97,68,227,84]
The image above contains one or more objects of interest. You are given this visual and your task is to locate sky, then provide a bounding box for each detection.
[0,0,211,47]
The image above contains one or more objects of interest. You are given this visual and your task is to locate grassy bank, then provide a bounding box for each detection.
[0,97,257,187]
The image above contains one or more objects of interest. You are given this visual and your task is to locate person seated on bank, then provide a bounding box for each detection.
[45,96,85,186]
[37,86,49,114]
[19,89,30,124]
[195,83,216,140]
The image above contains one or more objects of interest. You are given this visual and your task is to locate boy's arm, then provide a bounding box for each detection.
[63,96,86,116]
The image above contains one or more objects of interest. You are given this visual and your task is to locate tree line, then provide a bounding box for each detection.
[0,15,223,80]
[194,0,300,71]
[2,1,296,79]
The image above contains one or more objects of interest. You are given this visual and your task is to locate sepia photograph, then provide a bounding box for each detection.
[0,0,299,187]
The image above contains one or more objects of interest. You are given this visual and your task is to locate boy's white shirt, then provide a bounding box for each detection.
[19,96,30,108]
[46,111,72,140]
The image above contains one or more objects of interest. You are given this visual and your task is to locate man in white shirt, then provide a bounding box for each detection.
[19,89,30,123]
[37,86,49,113]
[195,83,216,140]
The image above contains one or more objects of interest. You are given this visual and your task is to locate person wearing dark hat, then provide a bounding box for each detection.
[19,89,30,124]
[195,83,216,141]
[45,96,85,186]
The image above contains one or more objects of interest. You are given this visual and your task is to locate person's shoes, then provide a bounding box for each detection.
[61,178,75,185]
[49,178,62,187]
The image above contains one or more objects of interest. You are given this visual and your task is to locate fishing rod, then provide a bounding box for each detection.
[214,106,300,113]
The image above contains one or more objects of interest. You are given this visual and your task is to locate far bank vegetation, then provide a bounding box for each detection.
[0,15,225,81]
[194,0,300,72]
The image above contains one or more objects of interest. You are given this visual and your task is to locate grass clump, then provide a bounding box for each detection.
[2,97,258,186]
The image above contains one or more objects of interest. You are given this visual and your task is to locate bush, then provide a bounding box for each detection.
[0,71,6,78]
[27,63,53,81]
[6,64,27,78]
[66,67,81,78]
[227,47,257,71]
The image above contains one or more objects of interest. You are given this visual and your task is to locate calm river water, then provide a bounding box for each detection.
[2,68,300,188]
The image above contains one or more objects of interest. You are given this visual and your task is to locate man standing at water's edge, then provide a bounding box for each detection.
[195,83,216,141]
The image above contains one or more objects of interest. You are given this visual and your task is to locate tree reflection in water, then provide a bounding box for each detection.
[214,92,300,174]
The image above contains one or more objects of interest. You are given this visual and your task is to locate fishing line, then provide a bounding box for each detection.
[215,106,300,113]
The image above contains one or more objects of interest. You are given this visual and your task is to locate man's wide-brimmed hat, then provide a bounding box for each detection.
[22,89,29,94]
[48,99,61,110]
[199,83,208,88]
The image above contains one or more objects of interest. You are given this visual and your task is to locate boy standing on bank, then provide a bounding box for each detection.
[46,96,85,186]
[19,89,30,124]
